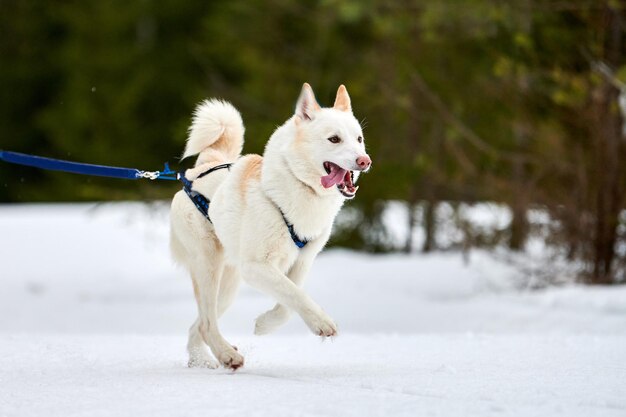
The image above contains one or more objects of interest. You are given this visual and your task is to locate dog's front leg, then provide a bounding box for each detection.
[254,259,311,335]
[254,229,332,335]
[243,261,337,337]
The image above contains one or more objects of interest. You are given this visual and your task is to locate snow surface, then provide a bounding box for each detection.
[0,203,625,417]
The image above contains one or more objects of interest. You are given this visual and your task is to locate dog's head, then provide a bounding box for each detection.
[287,83,371,199]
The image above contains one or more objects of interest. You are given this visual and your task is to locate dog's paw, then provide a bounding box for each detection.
[304,310,338,338]
[217,348,245,370]
[188,356,219,369]
[254,305,290,335]
[187,346,219,369]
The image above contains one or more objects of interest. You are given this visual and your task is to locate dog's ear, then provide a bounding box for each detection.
[333,84,352,112]
[295,83,320,121]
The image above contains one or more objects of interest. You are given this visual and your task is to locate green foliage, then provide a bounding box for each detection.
[1,0,625,281]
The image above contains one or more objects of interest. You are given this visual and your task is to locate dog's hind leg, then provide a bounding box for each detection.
[187,279,219,368]
[194,258,244,370]
[217,264,241,317]
[187,317,219,368]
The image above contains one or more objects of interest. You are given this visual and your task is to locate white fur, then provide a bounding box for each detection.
[170,84,370,369]
[182,99,244,167]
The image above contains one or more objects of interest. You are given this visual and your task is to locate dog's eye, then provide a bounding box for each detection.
[357,136,363,143]
[327,135,341,144]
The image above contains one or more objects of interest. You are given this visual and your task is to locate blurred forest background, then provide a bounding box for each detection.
[1,1,625,284]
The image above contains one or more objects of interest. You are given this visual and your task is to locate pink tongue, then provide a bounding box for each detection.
[321,166,347,188]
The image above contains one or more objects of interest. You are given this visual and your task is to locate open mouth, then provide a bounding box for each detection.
[322,162,358,199]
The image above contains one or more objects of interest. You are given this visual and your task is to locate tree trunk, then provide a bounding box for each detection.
[404,21,424,254]
[589,5,624,284]
[404,201,416,254]
[509,147,528,250]
[422,198,436,253]
[509,4,531,251]
[509,202,527,251]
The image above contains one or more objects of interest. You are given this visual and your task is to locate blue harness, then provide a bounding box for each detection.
[278,208,309,249]
[178,163,232,222]
[0,150,308,249]
[180,164,308,248]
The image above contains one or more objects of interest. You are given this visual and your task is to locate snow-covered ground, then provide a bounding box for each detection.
[0,203,624,417]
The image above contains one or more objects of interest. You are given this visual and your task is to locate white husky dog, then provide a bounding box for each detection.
[170,83,371,369]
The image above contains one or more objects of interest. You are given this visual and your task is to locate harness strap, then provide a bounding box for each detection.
[271,201,309,249]
[179,171,211,221]
[281,211,309,248]
[180,163,308,249]
[197,163,234,179]
[178,163,232,223]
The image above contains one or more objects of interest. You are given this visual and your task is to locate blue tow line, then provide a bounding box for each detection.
[0,150,308,248]
[0,150,178,181]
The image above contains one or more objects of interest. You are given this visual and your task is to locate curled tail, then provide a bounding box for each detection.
[183,99,244,166]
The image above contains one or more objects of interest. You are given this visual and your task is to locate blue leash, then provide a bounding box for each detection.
[0,150,308,248]
[0,150,178,181]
